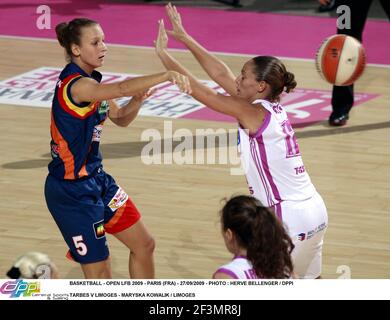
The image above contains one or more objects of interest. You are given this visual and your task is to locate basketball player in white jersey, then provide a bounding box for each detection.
[213,195,294,279]
[155,3,328,278]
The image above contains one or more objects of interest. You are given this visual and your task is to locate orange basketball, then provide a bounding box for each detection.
[315,34,366,86]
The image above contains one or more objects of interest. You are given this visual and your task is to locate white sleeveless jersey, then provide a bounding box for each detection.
[238,99,316,209]
[214,256,258,279]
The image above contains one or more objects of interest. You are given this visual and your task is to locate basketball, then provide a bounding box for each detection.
[316,34,366,86]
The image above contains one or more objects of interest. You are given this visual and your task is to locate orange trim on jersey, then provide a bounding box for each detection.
[51,113,75,179]
[77,145,93,178]
[78,163,88,178]
[57,74,98,119]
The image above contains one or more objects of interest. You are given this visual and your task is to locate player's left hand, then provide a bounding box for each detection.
[165,3,188,41]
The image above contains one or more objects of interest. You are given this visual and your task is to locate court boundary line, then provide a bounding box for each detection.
[1,34,389,69]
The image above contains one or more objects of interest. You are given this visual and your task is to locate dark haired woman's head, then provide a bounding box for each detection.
[55,18,107,70]
[220,195,294,279]
[236,56,297,102]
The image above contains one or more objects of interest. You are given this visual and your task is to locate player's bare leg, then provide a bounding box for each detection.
[81,258,112,279]
[114,220,155,278]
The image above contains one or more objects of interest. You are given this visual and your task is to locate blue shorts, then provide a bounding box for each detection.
[44,168,141,264]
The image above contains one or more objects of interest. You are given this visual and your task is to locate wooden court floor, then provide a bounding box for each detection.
[0,37,390,279]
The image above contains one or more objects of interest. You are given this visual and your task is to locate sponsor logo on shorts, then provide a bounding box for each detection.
[307,222,327,240]
[108,187,129,212]
[93,220,105,239]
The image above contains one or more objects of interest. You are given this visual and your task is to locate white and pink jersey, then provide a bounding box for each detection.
[238,99,316,216]
[214,256,258,279]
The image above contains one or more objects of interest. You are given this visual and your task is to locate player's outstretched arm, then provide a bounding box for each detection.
[155,20,264,134]
[71,70,191,104]
[164,3,237,96]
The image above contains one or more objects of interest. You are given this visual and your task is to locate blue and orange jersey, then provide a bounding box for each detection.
[48,62,109,180]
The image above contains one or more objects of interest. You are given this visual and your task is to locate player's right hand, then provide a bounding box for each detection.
[166,71,192,94]
[165,3,188,41]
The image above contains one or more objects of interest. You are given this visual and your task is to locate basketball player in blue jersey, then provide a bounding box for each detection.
[155,4,328,279]
[45,18,191,279]
[213,195,294,279]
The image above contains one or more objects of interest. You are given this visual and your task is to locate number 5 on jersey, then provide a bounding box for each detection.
[72,235,88,256]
